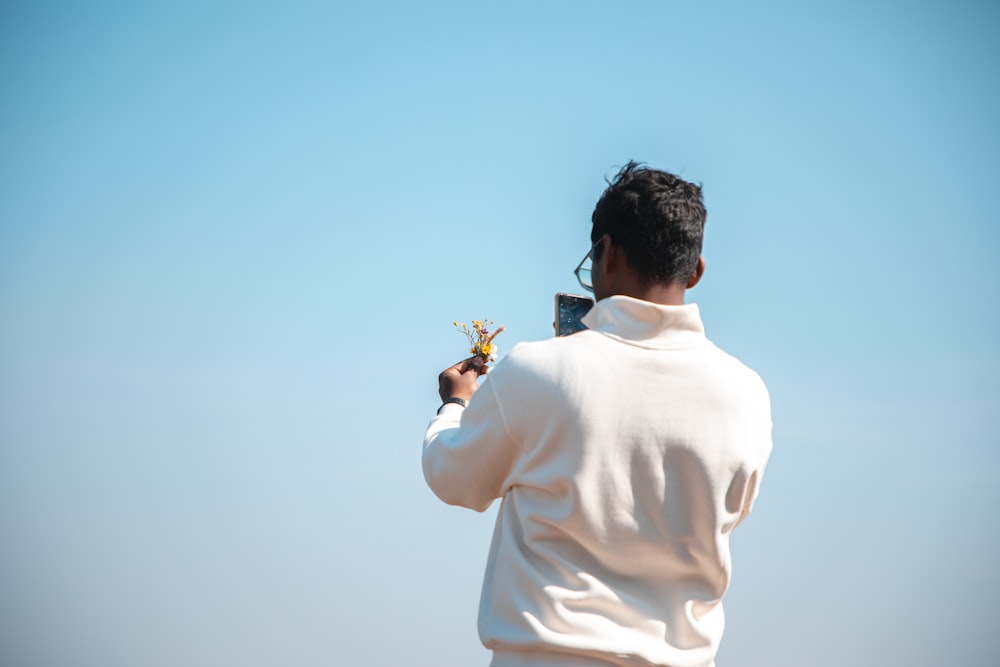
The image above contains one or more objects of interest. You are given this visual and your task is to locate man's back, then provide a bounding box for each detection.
[424,296,772,667]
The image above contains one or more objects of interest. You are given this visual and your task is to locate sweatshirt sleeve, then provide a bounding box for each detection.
[422,372,520,512]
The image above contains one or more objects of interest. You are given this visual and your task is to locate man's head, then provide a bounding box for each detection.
[590,161,706,302]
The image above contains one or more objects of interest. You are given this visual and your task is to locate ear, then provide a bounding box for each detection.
[602,236,620,273]
[686,256,706,289]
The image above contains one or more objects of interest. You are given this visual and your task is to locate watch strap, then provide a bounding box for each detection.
[437,397,468,414]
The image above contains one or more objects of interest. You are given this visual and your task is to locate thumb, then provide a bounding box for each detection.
[469,356,488,375]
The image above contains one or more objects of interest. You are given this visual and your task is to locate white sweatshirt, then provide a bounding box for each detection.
[423,296,772,667]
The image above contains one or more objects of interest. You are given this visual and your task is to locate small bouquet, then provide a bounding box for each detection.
[454,319,506,363]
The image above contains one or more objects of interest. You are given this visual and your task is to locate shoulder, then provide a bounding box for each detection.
[703,341,772,407]
[497,330,604,371]
[486,331,602,392]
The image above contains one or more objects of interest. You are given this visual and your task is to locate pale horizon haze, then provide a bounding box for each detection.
[1,2,998,666]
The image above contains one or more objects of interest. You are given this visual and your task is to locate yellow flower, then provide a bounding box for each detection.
[454,317,505,362]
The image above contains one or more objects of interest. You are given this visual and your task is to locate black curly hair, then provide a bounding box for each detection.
[591,161,706,285]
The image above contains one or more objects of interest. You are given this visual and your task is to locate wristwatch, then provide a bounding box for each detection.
[437,397,468,414]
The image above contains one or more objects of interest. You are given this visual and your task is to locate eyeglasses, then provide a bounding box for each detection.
[574,236,605,293]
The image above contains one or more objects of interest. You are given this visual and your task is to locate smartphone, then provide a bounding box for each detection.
[555,293,595,337]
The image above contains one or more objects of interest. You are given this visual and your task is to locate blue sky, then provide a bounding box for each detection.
[1,2,997,666]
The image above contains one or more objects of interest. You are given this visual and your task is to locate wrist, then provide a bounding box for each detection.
[437,397,468,414]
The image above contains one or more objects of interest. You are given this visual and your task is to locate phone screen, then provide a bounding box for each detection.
[556,293,595,336]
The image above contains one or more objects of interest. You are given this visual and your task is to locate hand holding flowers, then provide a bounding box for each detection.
[453,319,506,363]
[437,319,506,404]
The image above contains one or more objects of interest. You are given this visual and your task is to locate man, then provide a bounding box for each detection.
[423,162,772,667]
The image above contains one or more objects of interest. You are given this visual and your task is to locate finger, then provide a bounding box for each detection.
[441,356,482,377]
[470,356,495,376]
[444,357,473,373]
[459,356,487,375]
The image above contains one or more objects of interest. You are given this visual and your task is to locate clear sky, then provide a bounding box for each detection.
[1,1,997,666]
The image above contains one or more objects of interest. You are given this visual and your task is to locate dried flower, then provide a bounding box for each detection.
[454,318,506,362]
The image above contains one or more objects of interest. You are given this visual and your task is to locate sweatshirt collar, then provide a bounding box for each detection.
[579,295,706,349]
